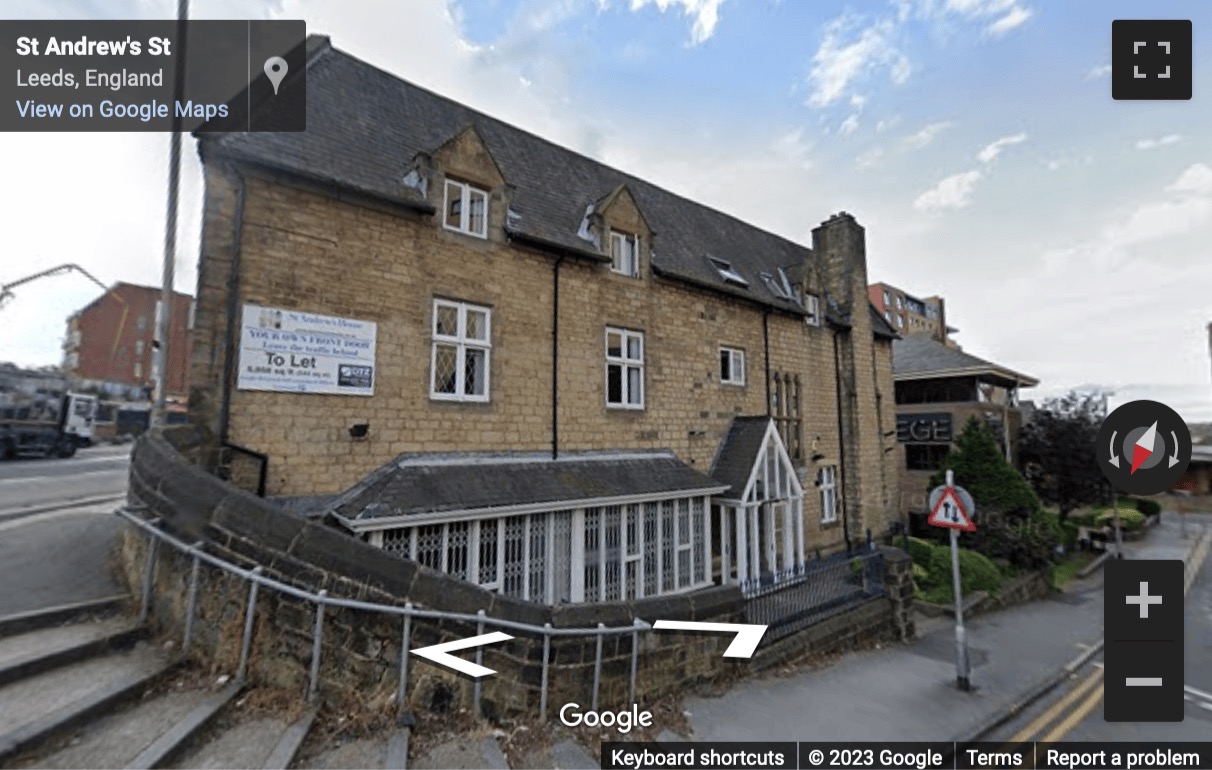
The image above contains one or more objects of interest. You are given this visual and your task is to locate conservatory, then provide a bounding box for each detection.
[329,449,728,603]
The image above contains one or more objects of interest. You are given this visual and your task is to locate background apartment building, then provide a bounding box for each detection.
[63,282,194,400]
[869,281,957,346]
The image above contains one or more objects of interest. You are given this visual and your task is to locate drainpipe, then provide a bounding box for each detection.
[1002,377,1015,464]
[551,256,564,460]
[217,173,247,445]
[762,312,772,415]
[833,332,852,553]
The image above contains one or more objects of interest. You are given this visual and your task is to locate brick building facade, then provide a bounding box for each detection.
[64,282,194,398]
[187,37,901,603]
[869,281,955,345]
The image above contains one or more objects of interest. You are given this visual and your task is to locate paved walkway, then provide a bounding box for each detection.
[680,511,1211,743]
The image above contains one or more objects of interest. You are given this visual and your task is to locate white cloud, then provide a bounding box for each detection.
[1168,163,1212,197]
[1135,134,1181,150]
[856,147,884,170]
[806,15,909,107]
[913,170,983,212]
[806,1,1031,110]
[935,0,1034,36]
[984,5,1032,36]
[1085,63,1112,80]
[977,132,1028,163]
[839,113,860,136]
[628,0,726,46]
[875,115,902,133]
[771,128,814,170]
[902,120,953,149]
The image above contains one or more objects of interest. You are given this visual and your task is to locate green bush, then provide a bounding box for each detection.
[1034,509,1079,549]
[1069,510,1101,527]
[912,563,929,584]
[906,536,936,567]
[926,544,1002,595]
[1101,509,1146,531]
[1135,498,1161,517]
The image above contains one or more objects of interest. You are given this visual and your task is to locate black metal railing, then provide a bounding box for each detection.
[744,550,886,640]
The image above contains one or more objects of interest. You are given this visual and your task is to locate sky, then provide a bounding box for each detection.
[2,0,1211,421]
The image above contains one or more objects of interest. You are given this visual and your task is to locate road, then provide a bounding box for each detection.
[0,444,130,617]
[984,516,1212,746]
[0,442,130,516]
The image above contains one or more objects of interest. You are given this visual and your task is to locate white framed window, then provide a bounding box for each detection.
[804,294,821,326]
[605,327,644,409]
[431,299,492,402]
[884,311,892,323]
[819,465,838,524]
[134,361,143,379]
[610,231,639,277]
[895,296,903,309]
[443,179,489,238]
[896,314,904,328]
[375,499,710,603]
[883,290,890,306]
[719,346,745,385]
[135,340,144,355]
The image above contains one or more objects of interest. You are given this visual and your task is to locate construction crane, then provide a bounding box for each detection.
[0,264,130,383]
[0,264,111,310]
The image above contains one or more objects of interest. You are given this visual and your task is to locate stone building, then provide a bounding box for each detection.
[892,335,1037,513]
[187,37,900,603]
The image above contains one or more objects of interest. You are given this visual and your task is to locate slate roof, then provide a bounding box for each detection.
[200,36,891,326]
[329,450,727,529]
[892,335,1038,386]
[709,417,772,500]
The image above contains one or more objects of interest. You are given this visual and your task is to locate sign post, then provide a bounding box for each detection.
[927,470,976,692]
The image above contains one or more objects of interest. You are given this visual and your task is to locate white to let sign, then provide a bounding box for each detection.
[237,304,377,396]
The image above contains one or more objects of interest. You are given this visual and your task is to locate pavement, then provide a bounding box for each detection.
[0,503,124,617]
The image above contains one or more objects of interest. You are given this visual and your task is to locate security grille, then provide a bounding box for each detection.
[503,516,526,598]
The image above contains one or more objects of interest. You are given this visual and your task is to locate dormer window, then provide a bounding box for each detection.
[708,257,748,287]
[804,294,821,326]
[610,232,639,277]
[444,179,488,238]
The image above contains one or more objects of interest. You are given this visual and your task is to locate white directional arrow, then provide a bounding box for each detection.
[411,631,513,679]
[1109,430,1120,468]
[652,620,768,658]
[1169,431,1181,468]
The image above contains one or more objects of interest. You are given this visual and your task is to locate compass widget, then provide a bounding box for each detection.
[1097,400,1192,496]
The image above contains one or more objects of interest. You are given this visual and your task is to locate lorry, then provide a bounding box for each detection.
[0,390,97,459]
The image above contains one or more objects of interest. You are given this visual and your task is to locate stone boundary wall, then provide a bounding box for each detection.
[120,426,914,718]
[914,570,1051,620]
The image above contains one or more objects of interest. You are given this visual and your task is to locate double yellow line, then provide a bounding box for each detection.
[1008,667,1105,745]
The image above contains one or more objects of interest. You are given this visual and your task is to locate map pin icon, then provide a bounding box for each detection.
[264,56,288,95]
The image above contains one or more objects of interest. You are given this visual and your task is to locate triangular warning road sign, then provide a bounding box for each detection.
[928,487,975,531]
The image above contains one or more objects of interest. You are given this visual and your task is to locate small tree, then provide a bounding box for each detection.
[930,416,1040,518]
[1019,390,1109,521]
[929,416,1054,569]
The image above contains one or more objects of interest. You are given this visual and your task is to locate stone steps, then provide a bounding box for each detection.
[0,606,606,769]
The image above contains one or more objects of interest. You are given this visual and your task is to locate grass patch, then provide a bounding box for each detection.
[1049,551,1097,588]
